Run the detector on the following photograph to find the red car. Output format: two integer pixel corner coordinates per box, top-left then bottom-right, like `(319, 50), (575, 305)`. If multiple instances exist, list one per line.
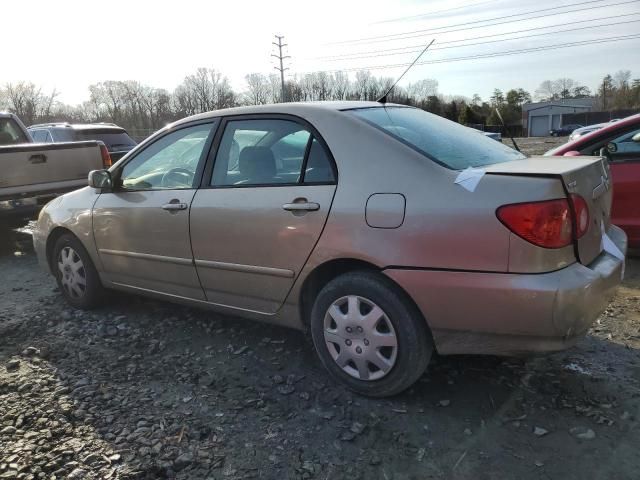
(545, 114), (640, 248)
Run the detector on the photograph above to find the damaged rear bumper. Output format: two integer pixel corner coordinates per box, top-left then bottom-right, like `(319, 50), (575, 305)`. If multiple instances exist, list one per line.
(384, 225), (627, 356)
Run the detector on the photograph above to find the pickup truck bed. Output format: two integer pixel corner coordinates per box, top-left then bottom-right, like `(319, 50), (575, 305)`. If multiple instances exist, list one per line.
(0, 141), (104, 202)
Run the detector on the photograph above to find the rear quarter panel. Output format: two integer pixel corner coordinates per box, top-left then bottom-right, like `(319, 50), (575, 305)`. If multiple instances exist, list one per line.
(290, 111), (571, 272)
(281, 110), (573, 323)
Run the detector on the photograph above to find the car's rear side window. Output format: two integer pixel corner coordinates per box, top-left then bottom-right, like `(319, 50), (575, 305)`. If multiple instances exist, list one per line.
(348, 106), (525, 169)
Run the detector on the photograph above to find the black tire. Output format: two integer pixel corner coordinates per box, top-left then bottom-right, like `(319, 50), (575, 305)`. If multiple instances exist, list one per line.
(51, 233), (104, 309)
(310, 271), (432, 397)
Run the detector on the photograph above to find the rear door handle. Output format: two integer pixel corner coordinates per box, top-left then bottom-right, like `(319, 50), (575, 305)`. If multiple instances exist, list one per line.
(162, 201), (188, 211)
(29, 154), (47, 164)
(282, 202), (320, 212)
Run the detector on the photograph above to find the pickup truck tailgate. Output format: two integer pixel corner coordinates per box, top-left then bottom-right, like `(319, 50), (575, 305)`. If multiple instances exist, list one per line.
(0, 141), (103, 199)
(485, 156), (612, 265)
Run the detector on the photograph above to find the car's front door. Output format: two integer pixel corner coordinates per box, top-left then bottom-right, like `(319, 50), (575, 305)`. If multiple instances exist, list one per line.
(190, 116), (337, 314)
(93, 121), (217, 299)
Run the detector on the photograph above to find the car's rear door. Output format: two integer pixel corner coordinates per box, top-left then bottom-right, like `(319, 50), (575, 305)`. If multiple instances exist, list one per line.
(190, 115), (337, 314)
(92, 121), (218, 299)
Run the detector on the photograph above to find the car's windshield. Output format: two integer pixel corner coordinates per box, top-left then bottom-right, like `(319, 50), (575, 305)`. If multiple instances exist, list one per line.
(347, 106), (525, 169)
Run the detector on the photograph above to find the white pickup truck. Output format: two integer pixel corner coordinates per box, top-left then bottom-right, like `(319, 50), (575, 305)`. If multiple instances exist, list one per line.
(0, 112), (110, 215)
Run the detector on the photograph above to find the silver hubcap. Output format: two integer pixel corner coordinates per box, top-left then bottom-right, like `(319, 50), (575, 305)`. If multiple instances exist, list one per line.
(323, 295), (398, 381)
(57, 246), (87, 299)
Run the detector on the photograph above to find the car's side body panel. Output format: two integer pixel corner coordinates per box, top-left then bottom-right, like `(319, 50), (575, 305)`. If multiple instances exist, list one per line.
(92, 189), (205, 300)
(190, 184), (336, 314)
(33, 102), (627, 358)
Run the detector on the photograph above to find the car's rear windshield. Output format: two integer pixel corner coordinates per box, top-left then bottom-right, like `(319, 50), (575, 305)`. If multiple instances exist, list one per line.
(347, 106), (525, 169)
(73, 129), (137, 151)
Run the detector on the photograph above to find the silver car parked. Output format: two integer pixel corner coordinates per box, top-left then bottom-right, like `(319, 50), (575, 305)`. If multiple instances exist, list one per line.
(34, 102), (627, 397)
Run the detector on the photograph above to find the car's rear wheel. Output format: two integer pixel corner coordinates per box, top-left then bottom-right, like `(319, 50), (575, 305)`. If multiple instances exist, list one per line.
(52, 234), (104, 309)
(310, 271), (432, 397)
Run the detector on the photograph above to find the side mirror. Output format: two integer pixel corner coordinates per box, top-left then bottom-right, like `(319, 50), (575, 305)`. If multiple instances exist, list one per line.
(606, 142), (618, 153)
(88, 170), (112, 190)
(632, 132), (640, 142)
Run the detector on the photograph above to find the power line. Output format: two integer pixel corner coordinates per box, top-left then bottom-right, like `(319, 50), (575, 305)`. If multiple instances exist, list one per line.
(328, 0), (640, 45)
(314, 12), (640, 60)
(373, 0), (499, 24)
(272, 35), (290, 103)
(297, 34), (640, 74)
(316, 18), (640, 62)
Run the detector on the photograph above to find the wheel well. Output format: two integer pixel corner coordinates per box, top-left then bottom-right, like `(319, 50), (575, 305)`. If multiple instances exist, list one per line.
(300, 259), (377, 327)
(298, 258), (427, 328)
(45, 227), (74, 272)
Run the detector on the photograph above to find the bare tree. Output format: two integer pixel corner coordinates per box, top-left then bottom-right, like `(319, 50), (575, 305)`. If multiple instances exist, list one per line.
(553, 78), (578, 99)
(244, 73), (270, 105)
(535, 80), (560, 101)
(406, 79), (438, 103)
(4, 82), (59, 125)
(332, 72), (350, 100)
(613, 70), (631, 90)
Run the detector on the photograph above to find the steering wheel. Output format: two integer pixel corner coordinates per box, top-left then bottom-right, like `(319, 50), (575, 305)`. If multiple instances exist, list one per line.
(161, 167), (194, 188)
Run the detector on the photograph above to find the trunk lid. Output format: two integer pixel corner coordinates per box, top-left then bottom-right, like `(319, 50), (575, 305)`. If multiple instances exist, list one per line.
(484, 155), (612, 265)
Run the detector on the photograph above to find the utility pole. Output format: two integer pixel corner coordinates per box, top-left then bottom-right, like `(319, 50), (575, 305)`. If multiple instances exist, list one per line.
(272, 35), (290, 103)
(602, 78), (607, 111)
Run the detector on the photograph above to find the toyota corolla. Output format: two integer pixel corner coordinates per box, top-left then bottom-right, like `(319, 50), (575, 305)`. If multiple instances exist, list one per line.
(33, 102), (627, 397)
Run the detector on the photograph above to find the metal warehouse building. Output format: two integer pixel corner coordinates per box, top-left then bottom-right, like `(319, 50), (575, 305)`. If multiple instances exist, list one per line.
(523, 98), (596, 137)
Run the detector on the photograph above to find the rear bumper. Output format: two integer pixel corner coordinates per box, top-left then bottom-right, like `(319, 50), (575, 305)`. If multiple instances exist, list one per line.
(384, 225), (627, 356)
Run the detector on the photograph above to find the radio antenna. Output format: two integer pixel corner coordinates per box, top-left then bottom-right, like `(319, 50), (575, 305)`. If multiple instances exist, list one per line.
(377, 39), (435, 104)
(494, 108), (521, 152)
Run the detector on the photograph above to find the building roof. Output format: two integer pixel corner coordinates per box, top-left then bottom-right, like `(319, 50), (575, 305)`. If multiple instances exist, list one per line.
(522, 98), (596, 112)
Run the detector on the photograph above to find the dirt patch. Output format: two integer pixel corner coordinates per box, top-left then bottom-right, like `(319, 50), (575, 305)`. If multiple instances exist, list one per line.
(1, 222), (639, 480)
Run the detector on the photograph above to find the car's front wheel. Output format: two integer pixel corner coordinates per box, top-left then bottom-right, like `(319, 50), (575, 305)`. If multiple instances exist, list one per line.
(52, 234), (104, 309)
(310, 271), (432, 397)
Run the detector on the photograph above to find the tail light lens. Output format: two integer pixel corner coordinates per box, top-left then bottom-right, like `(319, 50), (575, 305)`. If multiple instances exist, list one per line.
(497, 199), (573, 248)
(569, 194), (589, 238)
(99, 143), (112, 168)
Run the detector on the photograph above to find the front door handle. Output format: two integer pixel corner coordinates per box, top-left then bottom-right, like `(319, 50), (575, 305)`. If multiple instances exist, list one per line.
(283, 202), (320, 212)
(29, 154), (47, 164)
(162, 200), (188, 211)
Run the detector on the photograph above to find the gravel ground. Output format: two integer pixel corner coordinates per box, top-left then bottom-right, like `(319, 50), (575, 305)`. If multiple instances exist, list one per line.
(1, 138), (638, 480)
(512, 136), (566, 156)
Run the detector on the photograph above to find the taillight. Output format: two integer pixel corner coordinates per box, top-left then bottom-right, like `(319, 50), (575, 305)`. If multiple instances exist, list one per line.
(497, 199), (572, 248)
(100, 143), (112, 168)
(569, 194), (589, 239)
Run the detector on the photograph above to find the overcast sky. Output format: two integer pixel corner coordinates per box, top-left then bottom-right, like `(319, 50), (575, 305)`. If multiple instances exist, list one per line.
(3, 0), (639, 104)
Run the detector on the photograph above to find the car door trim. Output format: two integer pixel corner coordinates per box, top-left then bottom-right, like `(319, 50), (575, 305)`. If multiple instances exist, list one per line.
(109, 281), (274, 316)
(99, 249), (194, 266)
(194, 259), (295, 278)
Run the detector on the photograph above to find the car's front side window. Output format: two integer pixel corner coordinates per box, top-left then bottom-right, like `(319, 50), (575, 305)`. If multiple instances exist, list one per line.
(119, 123), (215, 190)
(211, 118), (334, 187)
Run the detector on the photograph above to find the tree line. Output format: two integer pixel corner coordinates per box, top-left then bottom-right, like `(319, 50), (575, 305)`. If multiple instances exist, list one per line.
(1, 68), (638, 138)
